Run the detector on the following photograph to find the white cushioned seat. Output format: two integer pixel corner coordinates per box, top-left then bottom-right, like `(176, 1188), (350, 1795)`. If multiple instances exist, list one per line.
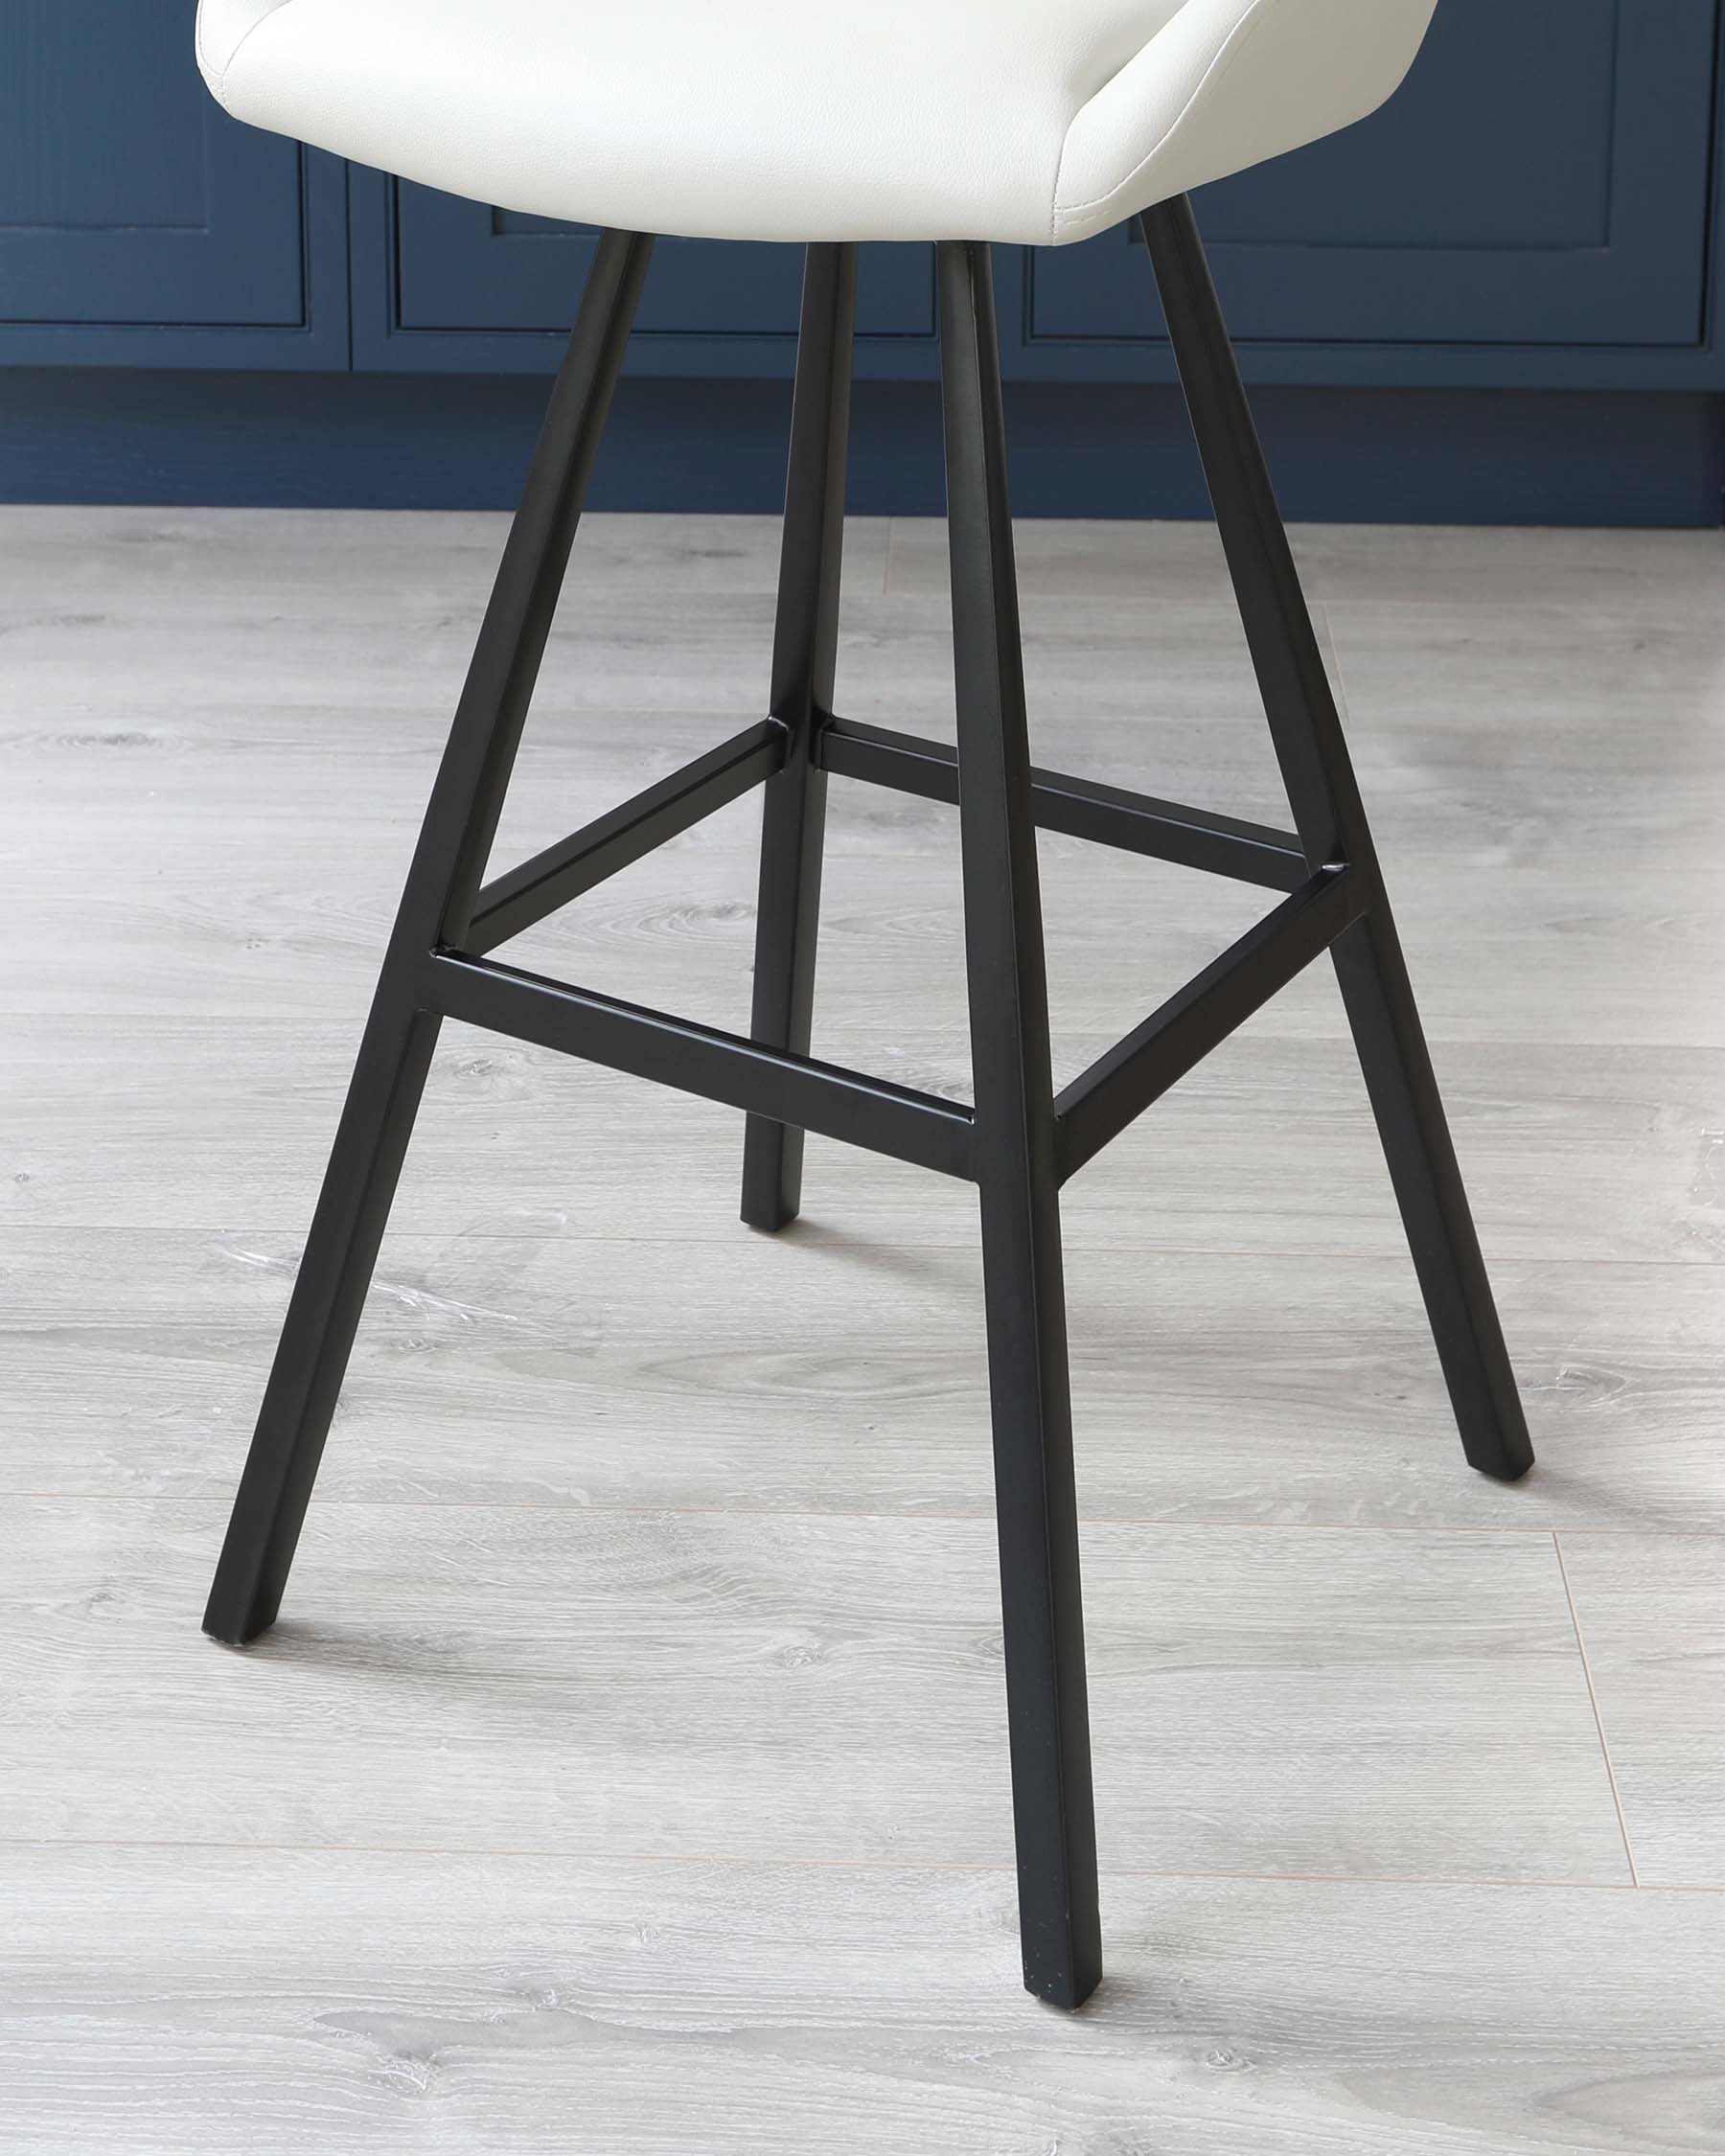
(196, 0), (1437, 247)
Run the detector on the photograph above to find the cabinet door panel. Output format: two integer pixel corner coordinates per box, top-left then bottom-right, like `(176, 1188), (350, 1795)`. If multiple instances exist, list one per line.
(1030, 0), (1716, 348)
(381, 183), (932, 357)
(0, 1), (304, 328)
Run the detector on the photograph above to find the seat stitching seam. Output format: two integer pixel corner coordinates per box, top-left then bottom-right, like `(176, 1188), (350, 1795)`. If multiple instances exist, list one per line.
(1048, 92), (1079, 244)
(211, 0), (302, 103)
(1050, 0), (1275, 231)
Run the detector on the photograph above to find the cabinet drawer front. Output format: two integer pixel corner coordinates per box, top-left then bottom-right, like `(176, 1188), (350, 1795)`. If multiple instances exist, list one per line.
(1030, 0), (1717, 349)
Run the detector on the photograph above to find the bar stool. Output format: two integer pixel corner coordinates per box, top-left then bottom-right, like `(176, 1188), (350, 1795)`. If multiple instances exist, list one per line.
(196, 0), (1532, 2009)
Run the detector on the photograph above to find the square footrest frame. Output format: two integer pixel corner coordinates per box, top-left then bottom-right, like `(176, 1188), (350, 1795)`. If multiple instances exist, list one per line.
(431, 713), (1368, 1187)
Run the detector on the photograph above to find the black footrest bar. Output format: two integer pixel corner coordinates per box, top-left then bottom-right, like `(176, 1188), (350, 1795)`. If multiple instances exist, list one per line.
(426, 948), (977, 1180)
(1055, 865), (1368, 1181)
(467, 719), (787, 956)
(817, 715), (1307, 893)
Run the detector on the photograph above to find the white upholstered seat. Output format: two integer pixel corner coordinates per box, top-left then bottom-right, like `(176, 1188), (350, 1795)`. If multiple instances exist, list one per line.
(196, 0), (1438, 246)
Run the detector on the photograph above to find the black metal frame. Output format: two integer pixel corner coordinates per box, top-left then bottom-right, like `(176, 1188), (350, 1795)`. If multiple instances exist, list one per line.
(202, 204), (1533, 2013)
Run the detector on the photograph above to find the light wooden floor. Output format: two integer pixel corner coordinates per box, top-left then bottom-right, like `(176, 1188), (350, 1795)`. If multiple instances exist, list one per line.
(5, 507), (1725, 2152)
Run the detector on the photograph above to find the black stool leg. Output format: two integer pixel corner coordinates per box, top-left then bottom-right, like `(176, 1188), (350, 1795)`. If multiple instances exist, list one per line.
(1140, 197), (1532, 1483)
(742, 243), (858, 1229)
(203, 231), (655, 1645)
(938, 240), (1103, 2010)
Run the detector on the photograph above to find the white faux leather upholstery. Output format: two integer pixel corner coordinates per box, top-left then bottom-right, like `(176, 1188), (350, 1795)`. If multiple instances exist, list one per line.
(196, 0), (1438, 246)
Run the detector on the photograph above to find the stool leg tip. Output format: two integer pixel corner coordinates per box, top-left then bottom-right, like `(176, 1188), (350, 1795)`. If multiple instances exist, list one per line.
(741, 1200), (799, 1234)
(202, 1581), (281, 1649)
(1024, 1961), (1103, 2013)
(1471, 1449), (1536, 1485)
(1461, 1411), (1536, 1485)
(740, 1120), (806, 1233)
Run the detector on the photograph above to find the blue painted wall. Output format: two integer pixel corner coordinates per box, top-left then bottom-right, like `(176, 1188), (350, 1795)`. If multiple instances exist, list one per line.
(3, 0), (1722, 522)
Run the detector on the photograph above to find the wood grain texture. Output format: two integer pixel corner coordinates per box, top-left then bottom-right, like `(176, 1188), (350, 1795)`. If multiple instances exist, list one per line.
(8, 1021), (1724, 1264)
(0, 507), (893, 614)
(6, 803), (1723, 1047)
(885, 515), (1725, 615)
(6, 689), (1723, 1046)
(6, 1500), (1622, 1881)
(5, 1849), (1722, 2155)
(4, 507), (1721, 2149)
(4, 1229), (1724, 1531)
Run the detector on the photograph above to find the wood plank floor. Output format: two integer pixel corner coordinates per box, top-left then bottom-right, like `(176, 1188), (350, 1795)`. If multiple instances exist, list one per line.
(4, 508), (1723, 2152)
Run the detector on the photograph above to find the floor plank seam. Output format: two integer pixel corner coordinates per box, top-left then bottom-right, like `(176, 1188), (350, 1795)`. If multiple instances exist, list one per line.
(25, 1491), (1670, 1536)
(0, 1834), (1690, 1894)
(16, 1237), (1725, 1271)
(1552, 1527), (1641, 1888)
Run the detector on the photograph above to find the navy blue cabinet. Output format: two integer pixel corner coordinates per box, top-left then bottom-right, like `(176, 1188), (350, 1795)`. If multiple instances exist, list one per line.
(399, 199), (932, 337)
(1, 0), (1722, 520)
(351, 185), (933, 372)
(1030, 0), (1716, 351)
(338, 0), (1725, 391)
(4, 0), (1722, 387)
(0, 0), (345, 367)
